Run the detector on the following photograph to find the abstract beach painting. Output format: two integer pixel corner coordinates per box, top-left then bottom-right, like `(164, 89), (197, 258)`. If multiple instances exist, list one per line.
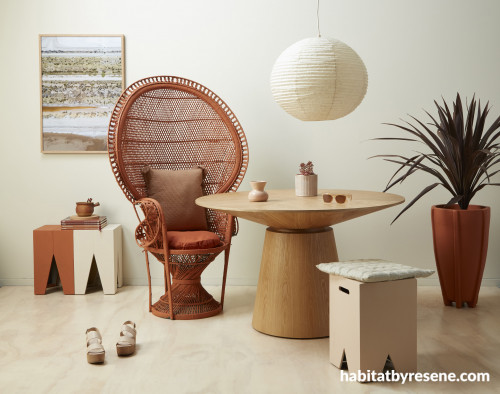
(40, 35), (124, 153)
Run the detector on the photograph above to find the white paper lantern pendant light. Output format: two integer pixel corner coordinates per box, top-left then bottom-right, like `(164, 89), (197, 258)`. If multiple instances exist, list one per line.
(270, 1), (368, 121)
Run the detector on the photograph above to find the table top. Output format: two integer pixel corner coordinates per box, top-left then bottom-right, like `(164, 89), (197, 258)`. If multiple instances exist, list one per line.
(196, 189), (404, 229)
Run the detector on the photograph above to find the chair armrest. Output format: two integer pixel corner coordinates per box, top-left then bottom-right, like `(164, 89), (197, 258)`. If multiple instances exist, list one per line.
(206, 208), (237, 244)
(133, 198), (168, 251)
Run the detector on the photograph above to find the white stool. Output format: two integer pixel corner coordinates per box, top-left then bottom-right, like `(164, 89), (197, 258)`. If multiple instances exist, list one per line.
(317, 260), (434, 381)
(73, 224), (123, 295)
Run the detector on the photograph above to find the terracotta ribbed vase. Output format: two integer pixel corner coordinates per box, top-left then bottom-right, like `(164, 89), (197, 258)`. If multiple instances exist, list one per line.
(431, 205), (490, 308)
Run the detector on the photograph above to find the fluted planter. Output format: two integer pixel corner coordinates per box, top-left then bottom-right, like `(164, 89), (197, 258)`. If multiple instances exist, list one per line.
(295, 174), (318, 197)
(431, 205), (490, 308)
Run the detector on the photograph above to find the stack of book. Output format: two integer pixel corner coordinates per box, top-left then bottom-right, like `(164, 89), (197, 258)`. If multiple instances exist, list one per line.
(61, 215), (107, 231)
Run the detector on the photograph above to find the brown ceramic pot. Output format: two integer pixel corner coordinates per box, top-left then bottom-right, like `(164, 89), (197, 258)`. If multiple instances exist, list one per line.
(431, 204), (490, 308)
(76, 201), (100, 217)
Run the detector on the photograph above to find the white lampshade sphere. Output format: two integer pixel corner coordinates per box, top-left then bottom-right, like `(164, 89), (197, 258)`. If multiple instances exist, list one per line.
(270, 37), (368, 121)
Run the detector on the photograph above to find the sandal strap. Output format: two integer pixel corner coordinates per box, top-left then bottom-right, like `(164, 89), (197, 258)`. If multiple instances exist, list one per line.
(117, 321), (136, 346)
(123, 320), (136, 328)
(121, 324), (136, 337)
(86, 328), (102, 344)
(117, 335), (135, 346)
(87, 342), (104, 353)
(122, 320), (136, 336)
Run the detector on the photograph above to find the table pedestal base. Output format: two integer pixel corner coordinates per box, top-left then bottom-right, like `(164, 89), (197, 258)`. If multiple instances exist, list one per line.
(252, 227), (338, 338)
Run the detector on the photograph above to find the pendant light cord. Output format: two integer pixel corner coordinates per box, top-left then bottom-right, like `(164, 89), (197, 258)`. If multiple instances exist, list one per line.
(317, 0), (321, 37)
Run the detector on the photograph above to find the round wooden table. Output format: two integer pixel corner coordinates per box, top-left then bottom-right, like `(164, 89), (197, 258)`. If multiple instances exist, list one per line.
(196, 189), (404, 339)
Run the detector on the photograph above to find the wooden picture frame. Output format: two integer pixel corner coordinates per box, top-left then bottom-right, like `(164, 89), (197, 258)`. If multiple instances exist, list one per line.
(39, 34), (125, 154)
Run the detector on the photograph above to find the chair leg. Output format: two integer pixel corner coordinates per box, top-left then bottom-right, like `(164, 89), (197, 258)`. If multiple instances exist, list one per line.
(163, 264), (168, 294)
(144, 251), (152, 312)
(164, 258), (175, 320)
(220, 246), (231, 309)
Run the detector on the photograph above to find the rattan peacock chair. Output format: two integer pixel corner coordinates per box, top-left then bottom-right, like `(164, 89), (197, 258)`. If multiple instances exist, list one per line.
(108, 76), (249, 320)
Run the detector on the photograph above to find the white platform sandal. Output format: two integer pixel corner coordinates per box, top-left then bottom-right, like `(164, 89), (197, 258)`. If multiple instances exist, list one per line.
(116, 321), (136, 356)
(86, 327), (105, 364)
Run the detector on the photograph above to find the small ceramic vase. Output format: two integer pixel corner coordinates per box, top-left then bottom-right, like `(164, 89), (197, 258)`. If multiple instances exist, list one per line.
(248, 181), (268, 202)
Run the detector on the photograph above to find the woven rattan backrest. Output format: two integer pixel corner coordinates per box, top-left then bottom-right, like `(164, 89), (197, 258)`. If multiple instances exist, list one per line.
(108, 76), (249, 202)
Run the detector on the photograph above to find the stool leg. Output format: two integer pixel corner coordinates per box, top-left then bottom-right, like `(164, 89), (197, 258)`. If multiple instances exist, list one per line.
(33, 230), (54, 295)
(93, 230), (117, 295)
(390, 350), (417, 374)
(73, 231), (94, 295)
(53, 230), (74, 295)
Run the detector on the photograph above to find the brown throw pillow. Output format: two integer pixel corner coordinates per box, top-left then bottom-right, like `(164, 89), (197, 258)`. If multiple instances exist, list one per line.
(142, 166), (208, 231)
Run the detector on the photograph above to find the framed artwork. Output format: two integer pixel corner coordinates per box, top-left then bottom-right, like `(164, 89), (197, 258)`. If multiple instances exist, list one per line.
(39, 34), (125, 153)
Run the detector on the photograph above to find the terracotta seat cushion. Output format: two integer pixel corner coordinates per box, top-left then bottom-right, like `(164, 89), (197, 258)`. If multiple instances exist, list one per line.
(167, 231), (222, 250)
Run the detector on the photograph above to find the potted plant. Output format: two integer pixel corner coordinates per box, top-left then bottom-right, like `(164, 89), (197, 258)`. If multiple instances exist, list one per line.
(295, 161), (318, 196)
(374, 93), (500, 308)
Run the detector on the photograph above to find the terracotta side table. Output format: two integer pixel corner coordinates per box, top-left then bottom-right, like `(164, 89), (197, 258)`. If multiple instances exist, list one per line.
(33, 225), (123, 295)
(196, 189), (404, 339)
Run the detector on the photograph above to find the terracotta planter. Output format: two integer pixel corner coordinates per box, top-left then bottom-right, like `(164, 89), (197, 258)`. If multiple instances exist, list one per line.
(431, 204), (490, 308)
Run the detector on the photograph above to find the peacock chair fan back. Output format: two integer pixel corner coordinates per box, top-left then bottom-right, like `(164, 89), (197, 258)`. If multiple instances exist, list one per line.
(107, 76), (248, 320)
(108, 76), (249, 204)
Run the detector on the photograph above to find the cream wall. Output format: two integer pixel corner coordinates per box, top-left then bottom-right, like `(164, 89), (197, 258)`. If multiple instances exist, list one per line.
(1, 0), (499, 286)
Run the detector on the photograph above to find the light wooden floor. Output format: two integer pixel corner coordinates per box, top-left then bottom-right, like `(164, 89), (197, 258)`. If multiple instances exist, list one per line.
(0, 285), (498, 393)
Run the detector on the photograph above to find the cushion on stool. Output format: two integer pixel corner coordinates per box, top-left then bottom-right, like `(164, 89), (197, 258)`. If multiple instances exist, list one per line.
(167, 231), (221, 250)
(316, 259), (434, 282)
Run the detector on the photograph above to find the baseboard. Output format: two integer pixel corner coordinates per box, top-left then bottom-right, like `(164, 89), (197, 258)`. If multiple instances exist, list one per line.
(0, 278), (33, 286)
(124, 277), (258, 286)
(0, 277), (257, 287)
(2, 277), (500, 287)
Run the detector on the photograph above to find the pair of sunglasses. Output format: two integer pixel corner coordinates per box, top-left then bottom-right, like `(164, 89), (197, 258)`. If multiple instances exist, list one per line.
(322, 193), (352, 204)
